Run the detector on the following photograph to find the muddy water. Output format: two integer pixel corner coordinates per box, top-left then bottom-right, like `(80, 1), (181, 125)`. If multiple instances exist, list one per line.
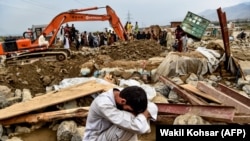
(17, 128), (56, 141)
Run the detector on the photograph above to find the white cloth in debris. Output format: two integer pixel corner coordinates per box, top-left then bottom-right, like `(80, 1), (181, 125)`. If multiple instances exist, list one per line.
(196, 47), (225, 73)
(119, 79), (157, 101)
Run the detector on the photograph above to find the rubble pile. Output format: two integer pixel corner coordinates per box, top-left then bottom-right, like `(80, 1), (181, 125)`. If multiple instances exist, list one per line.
(0, 34), (250, 141)
(98, 40), (165, 61)
(0, 40), (165, 95)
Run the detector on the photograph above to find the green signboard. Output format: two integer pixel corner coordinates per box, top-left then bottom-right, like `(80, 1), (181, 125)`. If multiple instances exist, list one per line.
(181, 11), (210, 40)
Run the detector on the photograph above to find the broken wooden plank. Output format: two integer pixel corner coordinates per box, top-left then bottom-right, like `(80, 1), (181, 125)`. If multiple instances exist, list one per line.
(197, 81), (250, 114)
(156, 103), (235, 122)
(159, 76), (206, 105)
(181, 84), (222, 104)
(215, 83), (250, 107)
(0, 107), (89, 126)
(0, 80), (114, 120)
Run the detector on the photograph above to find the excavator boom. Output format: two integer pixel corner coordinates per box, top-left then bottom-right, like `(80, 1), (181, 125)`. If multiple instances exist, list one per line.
(0, 5), (126, 66)
(33, 5), (127, 46)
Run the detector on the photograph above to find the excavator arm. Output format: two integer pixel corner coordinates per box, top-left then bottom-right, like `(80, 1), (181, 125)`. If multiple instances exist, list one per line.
(33, 5), (127, 47)
(0, 5), (127, 65)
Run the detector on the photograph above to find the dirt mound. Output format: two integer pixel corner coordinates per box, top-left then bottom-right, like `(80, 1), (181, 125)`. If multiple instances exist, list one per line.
(0, 40), (166, 95)
(98, 40), (165, 60)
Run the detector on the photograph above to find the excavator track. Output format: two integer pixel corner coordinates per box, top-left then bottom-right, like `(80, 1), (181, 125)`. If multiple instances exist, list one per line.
(47, 48), (72, 58)
(5, 50), (69, 66)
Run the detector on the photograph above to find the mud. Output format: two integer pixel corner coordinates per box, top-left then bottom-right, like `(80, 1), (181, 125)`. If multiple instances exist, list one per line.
(0, 40), (166, 95)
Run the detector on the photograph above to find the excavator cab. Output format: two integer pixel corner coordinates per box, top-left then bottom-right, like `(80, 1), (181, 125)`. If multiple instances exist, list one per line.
(23, 24), (50, 43)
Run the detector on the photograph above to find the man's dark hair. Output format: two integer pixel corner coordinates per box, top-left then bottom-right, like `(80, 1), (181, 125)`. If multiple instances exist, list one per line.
(119, 86), (148, 115)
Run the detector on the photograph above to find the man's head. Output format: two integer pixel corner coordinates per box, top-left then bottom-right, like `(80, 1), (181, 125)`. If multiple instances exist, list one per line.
(116, 86), (148, 115)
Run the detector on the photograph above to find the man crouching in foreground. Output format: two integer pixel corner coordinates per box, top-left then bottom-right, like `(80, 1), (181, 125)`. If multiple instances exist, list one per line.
(83, 86), (158, 141)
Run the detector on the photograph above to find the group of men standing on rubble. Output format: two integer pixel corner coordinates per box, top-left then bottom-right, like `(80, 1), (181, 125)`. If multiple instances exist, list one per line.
(124, 21), (188, 53)
(123, 21), (187, 52)
(58, 23), (119, 50)
(54, 21), (189, 52)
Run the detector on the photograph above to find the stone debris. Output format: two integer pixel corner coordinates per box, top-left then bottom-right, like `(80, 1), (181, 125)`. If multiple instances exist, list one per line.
(0, 31), (249, 141)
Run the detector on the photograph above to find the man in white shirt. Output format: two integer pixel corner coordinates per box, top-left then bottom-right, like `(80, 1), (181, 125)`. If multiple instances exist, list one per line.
(38, 32), (49, 47)
(83, 86), (158, 141)
(180, 32), (188, 52)
(62, 33), (70, 49)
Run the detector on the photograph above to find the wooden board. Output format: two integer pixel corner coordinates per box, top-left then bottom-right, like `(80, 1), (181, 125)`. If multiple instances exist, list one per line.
(0, 80), (114, 120)
(0, 107), (90, 126)
(197, 81), (250, 114)
(181, 84), (222, 104)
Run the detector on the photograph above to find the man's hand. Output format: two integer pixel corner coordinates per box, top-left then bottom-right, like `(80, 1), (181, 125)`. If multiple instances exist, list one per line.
(142, 109), (151, 119)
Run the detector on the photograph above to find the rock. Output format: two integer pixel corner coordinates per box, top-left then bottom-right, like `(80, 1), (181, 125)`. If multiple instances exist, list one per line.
(7, 97), (22, 106)
(153, 82), (171, 97)
(242, 85), (250, 95)
(14, 89), (22, 97)
(57, 120), (77, 141)
(0, 124), (3, 138)
(42, 76), (52, 86)
(22, 89), (32, 102)
(0, 85), (12, 98)
(58, 100), (78, 110)
(151, 92), (169, 103)
(30, 122), (46, 131)
(121, 71), (133, 79)
(171, 77), (184, 85)
(71, 126), (85, 141)
(14, 126), (31, 134)
(186, 73), (198, 82)
(237, 78), (249, 89)
(113, 70), (122, 77)
(80, 68), (91, 76)
(6, 137), (23, 141)
(1, 136), (8, 141)
(208, 74), (219, 82)
(173, 113), (210, 125)
(0, 95), (8, 109)
(168, 91), (180, 102)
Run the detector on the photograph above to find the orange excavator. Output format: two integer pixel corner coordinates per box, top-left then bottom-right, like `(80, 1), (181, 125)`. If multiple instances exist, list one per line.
(0, 5), (127, 65)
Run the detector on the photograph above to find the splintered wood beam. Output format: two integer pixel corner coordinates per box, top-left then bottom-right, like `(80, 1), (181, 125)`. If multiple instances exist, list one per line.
(0, 107), (89, 126)
(197, 81), (250, 114)
(180, 84), (222, 104)
(0, 80), (114, 120)
(215, 83), (250, 107)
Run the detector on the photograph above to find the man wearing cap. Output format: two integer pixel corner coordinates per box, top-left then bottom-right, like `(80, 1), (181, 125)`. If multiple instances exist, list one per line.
(83, 86), (158, 141)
